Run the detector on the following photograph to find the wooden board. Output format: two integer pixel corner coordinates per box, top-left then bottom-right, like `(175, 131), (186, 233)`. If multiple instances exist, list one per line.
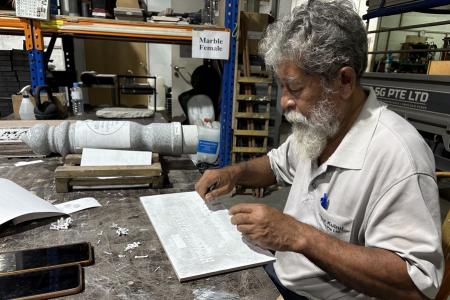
(55, 153), (163, 192)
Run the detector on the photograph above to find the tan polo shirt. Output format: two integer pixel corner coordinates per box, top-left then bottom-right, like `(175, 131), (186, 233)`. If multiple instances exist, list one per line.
(267, 88), (443, 299)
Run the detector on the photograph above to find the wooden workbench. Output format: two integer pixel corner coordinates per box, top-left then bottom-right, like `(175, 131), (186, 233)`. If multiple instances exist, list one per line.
(0, 155), (279, 299)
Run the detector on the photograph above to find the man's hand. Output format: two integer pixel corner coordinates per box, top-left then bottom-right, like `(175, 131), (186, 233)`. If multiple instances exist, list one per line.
(229, 203), (304, 251)
(195, 168), (237, 202)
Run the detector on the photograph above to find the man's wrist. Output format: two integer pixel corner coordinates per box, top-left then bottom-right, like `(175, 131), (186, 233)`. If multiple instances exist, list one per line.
(228, 161), (248, 184)
(291, 221), (311, 253)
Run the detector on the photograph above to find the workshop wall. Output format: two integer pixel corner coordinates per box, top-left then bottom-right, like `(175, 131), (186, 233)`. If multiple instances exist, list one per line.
(84, 0), (149, 107)
(376, 14), (450, 52)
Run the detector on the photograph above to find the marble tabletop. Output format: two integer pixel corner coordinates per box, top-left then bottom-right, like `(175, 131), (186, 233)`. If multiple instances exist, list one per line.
(0, 155), (279, 300)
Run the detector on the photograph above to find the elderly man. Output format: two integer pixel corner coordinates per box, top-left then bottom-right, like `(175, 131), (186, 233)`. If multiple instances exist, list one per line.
(196, 0), (443, 299)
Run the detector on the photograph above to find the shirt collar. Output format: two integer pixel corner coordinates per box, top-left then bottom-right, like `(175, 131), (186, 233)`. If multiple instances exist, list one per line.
(326, 87), (385, 170)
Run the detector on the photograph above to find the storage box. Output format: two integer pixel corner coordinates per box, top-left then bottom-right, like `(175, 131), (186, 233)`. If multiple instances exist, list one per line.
(12, 93), (67, 119)
(240, 12), (270, 55)
(427, 61), (450, 75)
(405, 35), (426, 44)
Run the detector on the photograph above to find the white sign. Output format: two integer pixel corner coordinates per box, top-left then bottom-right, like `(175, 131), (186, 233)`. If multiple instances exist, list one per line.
(16, 0), (50, 20)
(192, 30), (230, 60)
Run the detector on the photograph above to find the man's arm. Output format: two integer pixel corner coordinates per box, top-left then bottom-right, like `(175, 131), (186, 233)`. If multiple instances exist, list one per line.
(299, 221), (428, 299)
(229, 204), (428, 300)
(195, 156), (276, 201)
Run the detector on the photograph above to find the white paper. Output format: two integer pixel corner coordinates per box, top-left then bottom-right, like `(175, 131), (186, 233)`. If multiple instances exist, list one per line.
(0, 178), (64, 225)
(80, 148), (152, 166)
(192, 30), (230, 60)
(54, 197), (102, 214)
(74, 121), (131, 151)
(16, 0), (49, 20)
(140, 191), (275, 282)
(14, 160), (44, 167)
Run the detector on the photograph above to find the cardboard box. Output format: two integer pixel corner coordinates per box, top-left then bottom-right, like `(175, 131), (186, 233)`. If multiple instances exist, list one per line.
(240, 12), (270, 55)
(427, 61), (450, 75)
(405, 35), (426, 44)
(12, 93), (67, 119)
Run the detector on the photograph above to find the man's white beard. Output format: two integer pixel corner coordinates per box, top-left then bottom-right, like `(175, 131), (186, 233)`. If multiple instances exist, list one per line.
(284, 97), (341, 161)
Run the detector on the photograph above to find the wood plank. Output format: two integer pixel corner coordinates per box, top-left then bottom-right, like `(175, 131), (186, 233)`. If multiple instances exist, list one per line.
(55, 163), (162, 178)
(238, 76), (272, 84)
(232, 147), (267, 153)
(234, 130), (269, 137)
(70, 177), (159, 186)
(235, 112), (270, 119)
(236, 95), (270, 102)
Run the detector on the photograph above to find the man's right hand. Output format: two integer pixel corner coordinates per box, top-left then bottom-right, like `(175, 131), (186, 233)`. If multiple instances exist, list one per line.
(195, 168), (237, 202)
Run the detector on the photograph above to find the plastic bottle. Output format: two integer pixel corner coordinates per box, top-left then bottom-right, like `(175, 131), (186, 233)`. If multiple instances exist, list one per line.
(70, 82), (84, 116)
(19, 85), (35, 120)
(196, 122), (220, 163)
(385, 53), (392, 73)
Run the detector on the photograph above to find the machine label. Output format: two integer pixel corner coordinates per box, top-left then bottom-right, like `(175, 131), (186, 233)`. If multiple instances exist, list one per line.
(192, 30), (230, 60)
(365, 84), (450, 115)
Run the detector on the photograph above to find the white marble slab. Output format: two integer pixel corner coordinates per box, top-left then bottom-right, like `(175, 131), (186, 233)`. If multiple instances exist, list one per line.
(140, 191), (275, 282)
(80, 148), (152, 166)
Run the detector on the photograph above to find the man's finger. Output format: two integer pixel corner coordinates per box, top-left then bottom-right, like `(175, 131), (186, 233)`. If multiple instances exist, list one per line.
(205, 185), (228, 202)
(230, 212), (252, 225)
(229, 203), (256, 215)
(196, 176), (219, 200)
(236, 224), (253, 234)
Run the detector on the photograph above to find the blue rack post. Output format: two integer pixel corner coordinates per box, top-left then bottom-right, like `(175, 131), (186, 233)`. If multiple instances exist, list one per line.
(219, 0), (239, 167)
(25, 19), (46, 94)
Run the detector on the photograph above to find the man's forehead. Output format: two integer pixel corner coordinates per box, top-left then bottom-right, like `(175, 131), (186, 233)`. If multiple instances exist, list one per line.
(275, 65), (309, 84)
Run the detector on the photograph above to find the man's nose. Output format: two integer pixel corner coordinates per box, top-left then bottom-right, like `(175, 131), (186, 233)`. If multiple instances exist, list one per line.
(280, 93), (296, 111)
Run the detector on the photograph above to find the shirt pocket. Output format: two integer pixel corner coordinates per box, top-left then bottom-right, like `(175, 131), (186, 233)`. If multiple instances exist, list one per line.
(314, 198), (353, 242)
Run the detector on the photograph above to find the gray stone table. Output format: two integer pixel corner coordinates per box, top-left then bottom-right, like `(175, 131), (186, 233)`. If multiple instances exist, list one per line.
(0, 155), (279, 300)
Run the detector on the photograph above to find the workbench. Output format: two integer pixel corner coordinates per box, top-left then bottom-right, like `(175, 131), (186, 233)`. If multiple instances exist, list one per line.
(0, 155), (279, 299)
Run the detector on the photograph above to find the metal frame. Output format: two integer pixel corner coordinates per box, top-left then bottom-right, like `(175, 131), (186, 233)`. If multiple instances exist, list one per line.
(219, 0), (239, 167)
(364, 0), (450, 19)
(24, 20), (46, 93)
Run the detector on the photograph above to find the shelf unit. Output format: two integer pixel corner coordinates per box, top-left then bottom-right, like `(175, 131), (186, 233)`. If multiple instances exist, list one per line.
(361, 1), (450, 171)
(363, 0), (450, 20)
(0, 1), (239, 167)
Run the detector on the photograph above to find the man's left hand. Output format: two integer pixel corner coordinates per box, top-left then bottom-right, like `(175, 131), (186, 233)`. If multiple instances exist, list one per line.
(229, 203), (304, 251)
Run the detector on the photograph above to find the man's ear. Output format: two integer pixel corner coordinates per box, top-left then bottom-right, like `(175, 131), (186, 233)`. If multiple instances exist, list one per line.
(337, 67), (357, 100)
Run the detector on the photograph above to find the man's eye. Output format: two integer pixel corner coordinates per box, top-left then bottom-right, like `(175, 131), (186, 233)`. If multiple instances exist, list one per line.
(288, 87), (302, 95)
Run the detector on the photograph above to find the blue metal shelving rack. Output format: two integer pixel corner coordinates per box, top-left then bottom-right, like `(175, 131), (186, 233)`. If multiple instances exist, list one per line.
(219, 0), (239, 167)
(21, 1), (239, 166)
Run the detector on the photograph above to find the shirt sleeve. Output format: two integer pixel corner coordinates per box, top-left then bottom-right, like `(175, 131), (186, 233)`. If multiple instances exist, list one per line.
(364, 173), (444, 299)
(267, 135), (298, 185)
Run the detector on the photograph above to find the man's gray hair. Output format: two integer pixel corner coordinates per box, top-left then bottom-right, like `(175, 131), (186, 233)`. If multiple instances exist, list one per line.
(259, 0), (368, 84)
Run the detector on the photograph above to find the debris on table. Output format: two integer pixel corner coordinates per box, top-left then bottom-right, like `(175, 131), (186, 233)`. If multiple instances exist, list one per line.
(116, 227), (129, 236)
(49, 217), (73, 230)
(125, 241), (141, 252)
(134, 255), (148, 259)
(104, 251), (112, 255)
